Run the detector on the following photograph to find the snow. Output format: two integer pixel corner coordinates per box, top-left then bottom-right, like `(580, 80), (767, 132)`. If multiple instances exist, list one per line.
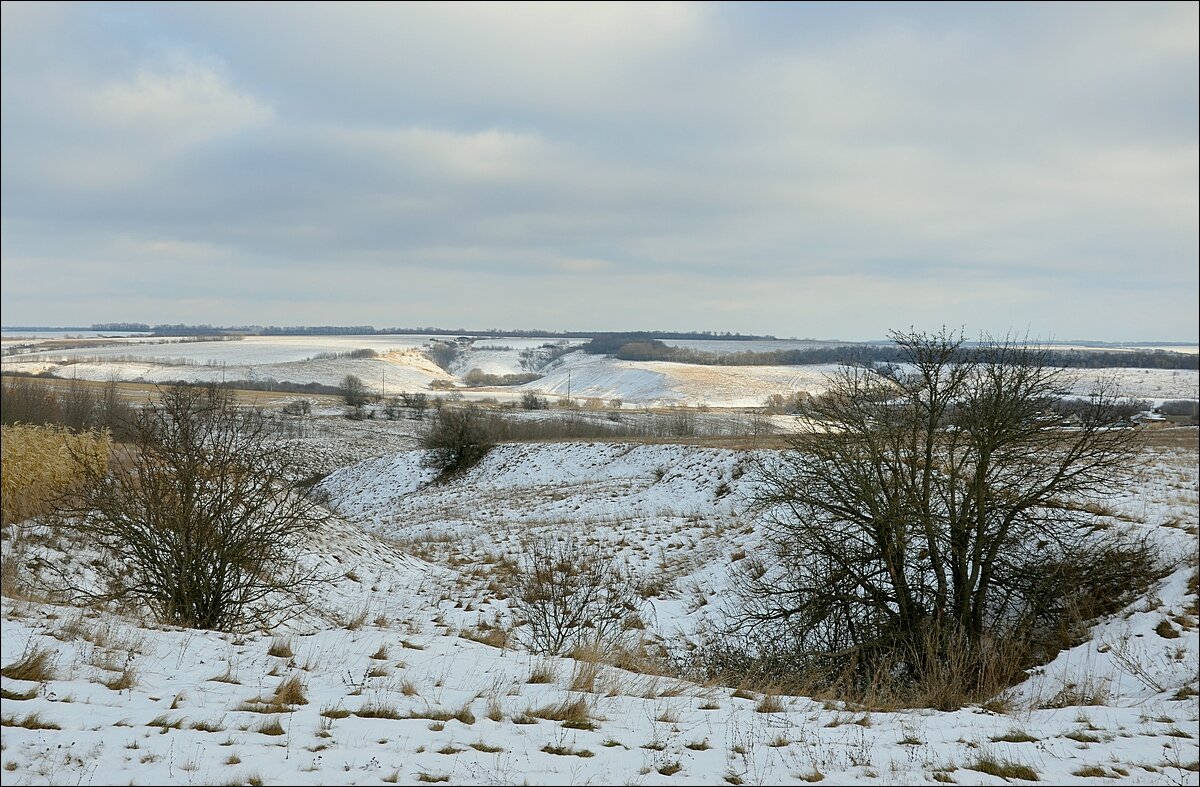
(2, 415), (1198, 785)
(6, 336), (1194, 407)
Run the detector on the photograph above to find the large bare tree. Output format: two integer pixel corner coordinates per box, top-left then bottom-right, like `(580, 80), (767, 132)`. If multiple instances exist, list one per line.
(55, 385), (331, 631)
(734, 329), (1150, 695)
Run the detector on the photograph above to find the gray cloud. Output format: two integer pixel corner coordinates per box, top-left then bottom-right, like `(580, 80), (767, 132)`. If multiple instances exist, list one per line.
(2, 2), (1196, 340)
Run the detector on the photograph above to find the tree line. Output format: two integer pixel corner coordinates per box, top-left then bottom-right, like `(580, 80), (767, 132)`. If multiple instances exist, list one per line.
(595, 338), (1198, 370)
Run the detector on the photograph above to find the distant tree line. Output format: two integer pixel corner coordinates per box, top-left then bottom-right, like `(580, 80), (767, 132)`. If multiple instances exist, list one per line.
(67, 323), (776, 340)
(592, 338), (1198, 370)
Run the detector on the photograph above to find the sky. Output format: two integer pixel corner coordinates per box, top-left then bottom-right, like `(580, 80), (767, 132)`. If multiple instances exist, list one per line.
(1, 2), (1196, 341)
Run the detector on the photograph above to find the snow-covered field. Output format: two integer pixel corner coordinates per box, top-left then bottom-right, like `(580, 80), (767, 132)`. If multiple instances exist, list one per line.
(4, 335), (1196, 408)
(3, 425), (1198, 785)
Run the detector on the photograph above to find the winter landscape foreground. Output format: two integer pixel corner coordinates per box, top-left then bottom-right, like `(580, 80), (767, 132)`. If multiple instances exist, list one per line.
(1, 334), (1198, 786)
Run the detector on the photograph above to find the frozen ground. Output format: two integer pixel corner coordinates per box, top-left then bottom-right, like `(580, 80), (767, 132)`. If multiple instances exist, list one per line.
(3, 428), (1197, 785)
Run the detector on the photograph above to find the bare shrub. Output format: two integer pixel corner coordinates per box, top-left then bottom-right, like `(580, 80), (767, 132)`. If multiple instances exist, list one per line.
(341, 375), (369, 407)
(420, 405), (494, 479)
(728, 329), (1155, 705)
(52, 385), (332, 631)
(510, 536), (641, 656)
(520, 391), (549, 410)
(399, 392), (428, 419)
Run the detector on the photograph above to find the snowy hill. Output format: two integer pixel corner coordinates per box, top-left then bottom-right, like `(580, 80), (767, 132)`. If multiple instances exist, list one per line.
(2, 439), (1197, 785)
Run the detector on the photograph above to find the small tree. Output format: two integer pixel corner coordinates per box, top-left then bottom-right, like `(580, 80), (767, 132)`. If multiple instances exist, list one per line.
(400, 391), (428, 419)
(341, 374), (369, 407)
(54, 385), (330, 631)
(520, 391), (548, 410)
(420, 405), (494, 479)
(732, 329), (1149, 700)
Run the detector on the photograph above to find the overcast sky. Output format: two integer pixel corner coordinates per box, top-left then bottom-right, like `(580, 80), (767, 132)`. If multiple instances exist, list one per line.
(2, 2), (1196, 340)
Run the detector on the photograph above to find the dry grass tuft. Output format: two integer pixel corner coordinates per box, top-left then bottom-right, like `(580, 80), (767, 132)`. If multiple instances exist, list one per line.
(541, 743), (594, 758)
(755, 694), (786, 713)
(968, 757), (1039, 781)
(1, 712), (61, 730)
(527, 661), (557, 684)
(1, 646), (56, 682)
(272, 674), (308, 706)
(355, 702), (402, 720)
(101, 665), (138, 691)
(266, 637), (293, 658)
(528, 695), (596, 730)
(255, 717), (286, 736)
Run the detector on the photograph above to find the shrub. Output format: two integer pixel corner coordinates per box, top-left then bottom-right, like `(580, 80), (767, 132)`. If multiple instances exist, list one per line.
(420, 405), (494, 479)
(520, 391), (549, 410)
(341, 375), (370, 407)
(52, 386), (331, 631)
(510, 536), (641, 656)
(281, 399), (312, 416)
(731, 329), (1150, 704)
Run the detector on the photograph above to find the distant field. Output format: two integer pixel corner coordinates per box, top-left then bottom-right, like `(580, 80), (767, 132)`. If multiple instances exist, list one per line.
(3, 333), (1197, 407)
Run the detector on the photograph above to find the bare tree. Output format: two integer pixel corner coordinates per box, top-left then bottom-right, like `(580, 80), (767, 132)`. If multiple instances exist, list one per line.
(341, 374), (369, 407)
(399, 391), (428, 419)
(54, 385), (331, 631)
(732, 329), (1151, 696)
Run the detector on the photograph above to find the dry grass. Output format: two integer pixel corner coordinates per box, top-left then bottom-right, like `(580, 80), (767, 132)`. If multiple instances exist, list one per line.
(469, 741), (504, 753)
(147, 714), (185, 730)
(1, 646), (57, 682)
(354, 702), (402, 720)
(320, 706), (351, 720)
(209, 665), (241, 684)
(101, 665), (138, 691)
(1, 712), (61, 730)
(1, 423), (109, 525)
(255, 717), (286, 736)
(755, 694), (786, 713)
(541, 744), (595, 758)
(527, 661), (557, 684)
(266, 637), (293, 658)
(528, 695), (596, 730)
(968, 757), (1039, 781)
(272, 674), (308, 706)
(1155, 619), (1182, 639)
(190, 718), (227, 733)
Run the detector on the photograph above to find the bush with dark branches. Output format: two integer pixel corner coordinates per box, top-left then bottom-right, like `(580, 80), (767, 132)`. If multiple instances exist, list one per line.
(420, 405), (495, 479)
(53, 385), (331, 631)
(728, 329), (1157, 704)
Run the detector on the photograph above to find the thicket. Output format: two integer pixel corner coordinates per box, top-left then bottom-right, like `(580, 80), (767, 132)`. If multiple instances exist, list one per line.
(1, 377), (135, 439)
(462, 369), (540, 387)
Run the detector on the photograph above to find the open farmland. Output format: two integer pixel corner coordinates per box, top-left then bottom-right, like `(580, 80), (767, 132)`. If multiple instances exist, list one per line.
(4, 333), (1197, 408)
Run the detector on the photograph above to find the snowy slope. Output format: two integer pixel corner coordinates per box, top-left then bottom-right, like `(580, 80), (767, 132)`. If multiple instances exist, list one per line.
(2, 438), (1197, 786)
